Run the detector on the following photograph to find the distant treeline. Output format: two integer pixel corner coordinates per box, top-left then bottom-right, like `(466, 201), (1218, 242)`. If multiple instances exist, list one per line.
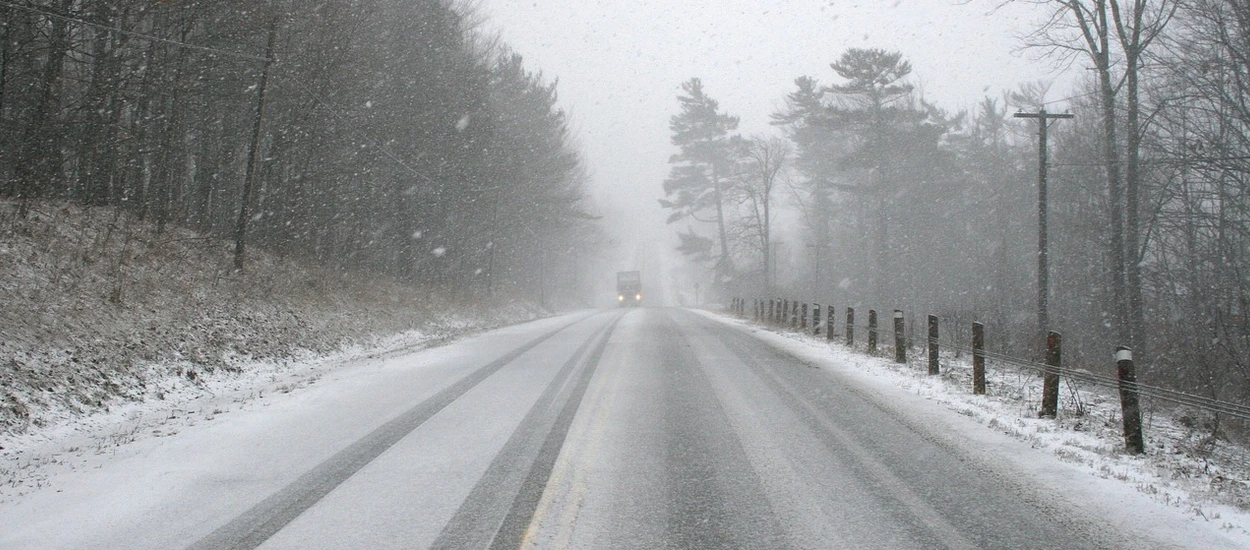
(0, 0), (596, 300)
(663, 1), (1250, 407)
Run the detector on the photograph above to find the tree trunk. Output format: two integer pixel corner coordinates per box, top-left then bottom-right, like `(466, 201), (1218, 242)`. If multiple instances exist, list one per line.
(1116, 0), (1155, 357)
(0, 3), (14, 194)
(711, 163), (733, 281)
(763, 188), (771, 292)
(15, 0), (74, 210)
(155, 32), (190, 234)
(233, 18), (278, 271)
(78, 1), (121, 206)
(1092, 2), (1130, 345)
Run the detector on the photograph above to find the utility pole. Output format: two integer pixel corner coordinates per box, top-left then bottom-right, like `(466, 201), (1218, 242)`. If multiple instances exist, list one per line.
(1014, 109), (1073, 354)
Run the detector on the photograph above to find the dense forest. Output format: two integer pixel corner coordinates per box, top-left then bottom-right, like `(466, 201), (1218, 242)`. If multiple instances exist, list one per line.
(7, 0), (1250, 410)
(662, 0), (1250, 405)
(0, 0), (596, 301)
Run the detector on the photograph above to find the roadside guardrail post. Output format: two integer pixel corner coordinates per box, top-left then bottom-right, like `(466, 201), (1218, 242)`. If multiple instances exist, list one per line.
(813, 303), (822, 336)
(1116, 347), (1145, 454)
(894, 310), (906, 363)
(846, 307), (854, 346)
(1039, 331), (1061, 418)
(868, 310), (878, 355)
(927, 314), (939, 373)
(972, 322), (986, 394)
(827, 304), (836, 341)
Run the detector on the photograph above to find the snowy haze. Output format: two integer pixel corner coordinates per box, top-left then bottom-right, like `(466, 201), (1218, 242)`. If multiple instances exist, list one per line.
(478, 0), (1075, 302)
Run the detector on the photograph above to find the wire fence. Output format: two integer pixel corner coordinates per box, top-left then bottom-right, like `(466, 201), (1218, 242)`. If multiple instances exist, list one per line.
(740, 298), (1250, 423)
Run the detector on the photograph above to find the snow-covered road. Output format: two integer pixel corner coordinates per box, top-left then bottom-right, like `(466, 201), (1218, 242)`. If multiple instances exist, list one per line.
(0, 308), (1239, 548)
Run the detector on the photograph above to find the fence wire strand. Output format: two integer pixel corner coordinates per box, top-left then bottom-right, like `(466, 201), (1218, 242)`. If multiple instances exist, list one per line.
(741, 300), (1250, 422)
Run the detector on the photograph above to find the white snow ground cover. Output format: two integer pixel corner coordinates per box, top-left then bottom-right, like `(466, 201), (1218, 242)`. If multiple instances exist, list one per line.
(0, 304), (543, 503)
(0, 198), (553, 499)
(0, 311), (591, 550)
(6, 304), (1248, 548)
(699, 308), (1250, 549)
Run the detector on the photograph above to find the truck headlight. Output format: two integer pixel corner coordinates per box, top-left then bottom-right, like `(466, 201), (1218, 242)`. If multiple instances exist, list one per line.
(636, 293), (642, 300)
(618, 295), (624, 301)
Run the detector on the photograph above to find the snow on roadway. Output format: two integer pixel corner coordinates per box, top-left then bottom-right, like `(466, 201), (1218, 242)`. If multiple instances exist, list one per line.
(4, 305), (1249, 548)
(0, 310), (559, 503)
(0, 311), (594, 549)
(697, 308), (1250, 549)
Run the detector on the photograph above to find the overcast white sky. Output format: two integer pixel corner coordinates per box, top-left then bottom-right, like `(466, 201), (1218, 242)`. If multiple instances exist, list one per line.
(476, 0), (1078, 273)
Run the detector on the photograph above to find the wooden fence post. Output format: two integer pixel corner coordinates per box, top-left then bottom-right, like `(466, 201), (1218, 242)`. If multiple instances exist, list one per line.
(1116, 347), (1145, 454)
(792, 300), (799, 329)
(801, 303), (808, 330)
(868, 310), (878, 355)
(972, 322), (986, 395)
(827, 304), (836, 341)
(893, 310), (906, 363)
(1039, 331), (1061, 418)
(927, 314), (939, 374)
(813, 303), (822, 336)
(846, 307), (854, 346)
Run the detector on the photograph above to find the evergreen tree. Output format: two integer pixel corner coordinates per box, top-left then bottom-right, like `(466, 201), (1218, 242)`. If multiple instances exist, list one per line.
(660, 77), (742, 284)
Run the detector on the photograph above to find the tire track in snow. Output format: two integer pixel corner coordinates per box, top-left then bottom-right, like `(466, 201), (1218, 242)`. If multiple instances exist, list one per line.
(186, 313), (598, 550)
(430, 309), (624, 550)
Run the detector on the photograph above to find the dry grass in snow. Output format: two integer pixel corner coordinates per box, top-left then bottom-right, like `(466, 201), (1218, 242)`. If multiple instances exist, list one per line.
(0, 199), (543, 440)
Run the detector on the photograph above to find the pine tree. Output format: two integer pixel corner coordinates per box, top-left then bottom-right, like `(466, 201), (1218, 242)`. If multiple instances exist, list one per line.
(659, 77), (742, 284)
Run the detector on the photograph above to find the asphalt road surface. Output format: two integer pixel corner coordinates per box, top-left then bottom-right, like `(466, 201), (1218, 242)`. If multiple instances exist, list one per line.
(1, 308), (1150, 549)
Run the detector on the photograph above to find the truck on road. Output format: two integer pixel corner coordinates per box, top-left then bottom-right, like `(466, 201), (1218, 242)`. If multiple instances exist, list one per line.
(616, 271), (641, 306)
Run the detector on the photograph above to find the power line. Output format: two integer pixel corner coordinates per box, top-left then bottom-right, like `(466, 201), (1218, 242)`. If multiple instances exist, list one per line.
(276, 80), (443, 189)
(1009, 89), (1098, 111)
(1043, 89), (1098, 107)
(1052, 156), (1250, 167)
(0, 0), (272, 63)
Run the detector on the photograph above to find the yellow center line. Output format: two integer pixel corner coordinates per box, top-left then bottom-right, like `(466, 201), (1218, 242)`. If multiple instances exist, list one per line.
(519, 331), (626, 549)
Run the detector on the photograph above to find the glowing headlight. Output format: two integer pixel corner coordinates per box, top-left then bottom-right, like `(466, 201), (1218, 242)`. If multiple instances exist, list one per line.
(618, 295), (624, 301)
(635, 293), (642, 300)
